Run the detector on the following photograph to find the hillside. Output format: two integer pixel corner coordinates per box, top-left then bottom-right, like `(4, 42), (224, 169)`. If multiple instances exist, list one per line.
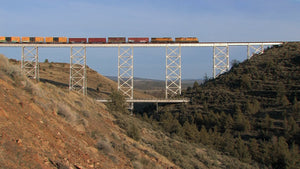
(0, 54), (255, 169)
(8, 60), (155, 100)
(139, 42), (300, 168)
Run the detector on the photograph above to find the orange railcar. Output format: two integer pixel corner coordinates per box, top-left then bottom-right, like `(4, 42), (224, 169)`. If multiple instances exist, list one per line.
(11, 37), (20, 43)
(53, 37), (67, 43)
(22, 37), (30, 43)
(45, 37), (53, 43)
(35, 37), (44, 43)
(0, 37), (6, 42)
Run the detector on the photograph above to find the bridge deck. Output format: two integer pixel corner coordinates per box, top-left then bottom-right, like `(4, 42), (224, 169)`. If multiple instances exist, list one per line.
(96, 99), (190, 103)
(0, 42), (283, 48)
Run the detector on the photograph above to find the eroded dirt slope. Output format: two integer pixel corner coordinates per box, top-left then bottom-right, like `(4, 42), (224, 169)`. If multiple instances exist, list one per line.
(0, 54), (176, 168)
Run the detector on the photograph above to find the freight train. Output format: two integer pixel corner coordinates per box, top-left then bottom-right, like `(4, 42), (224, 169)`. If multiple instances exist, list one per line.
(0, 37), (199, 44)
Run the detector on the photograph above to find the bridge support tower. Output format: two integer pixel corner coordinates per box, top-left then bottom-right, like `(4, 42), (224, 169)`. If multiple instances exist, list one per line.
(213, 45), (229, 78)
(21, 46), (39, 81)
(69, 46), (87, 95)
(166, 45), (181, 99)
(118, 46), (134, 110)
(247, 44), (264, 59)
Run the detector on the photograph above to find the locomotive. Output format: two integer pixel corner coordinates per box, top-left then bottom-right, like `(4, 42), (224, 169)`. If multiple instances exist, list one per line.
(0, 36), (199, 44)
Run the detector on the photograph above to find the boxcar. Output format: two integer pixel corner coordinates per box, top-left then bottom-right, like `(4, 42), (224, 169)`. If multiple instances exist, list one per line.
(108, 37), (126, 43)
(175, 37), (198, 43)
(151, 37), (173, 43)
(69, 38), (87, 43)
(128, 37), (149, 43)
(22, 37), (30, 43)
(88, 38), (106, 43)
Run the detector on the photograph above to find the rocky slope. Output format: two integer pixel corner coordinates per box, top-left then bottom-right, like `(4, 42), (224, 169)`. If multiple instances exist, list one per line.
(0, 54), (174, 168)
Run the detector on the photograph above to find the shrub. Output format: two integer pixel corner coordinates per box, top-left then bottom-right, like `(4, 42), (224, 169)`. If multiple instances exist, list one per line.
(57, 103), (77, 123)
(96, 139), (113, 155)
(0, 55), (23, 81)
(0, 54), (9, 70)
(127, 123), (141, 141)
(107, 90), (128, 113)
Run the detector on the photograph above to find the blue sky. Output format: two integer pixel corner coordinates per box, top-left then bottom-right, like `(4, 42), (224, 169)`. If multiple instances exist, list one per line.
(0, 0), (300, 79)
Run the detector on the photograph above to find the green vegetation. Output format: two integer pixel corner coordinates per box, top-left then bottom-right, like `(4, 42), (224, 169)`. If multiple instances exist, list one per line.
(134, 42), (300, 169)
(107, 90), (128, 113)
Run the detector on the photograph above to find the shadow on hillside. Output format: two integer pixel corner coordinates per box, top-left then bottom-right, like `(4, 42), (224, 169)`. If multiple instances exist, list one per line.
(39, 78), (110, 97)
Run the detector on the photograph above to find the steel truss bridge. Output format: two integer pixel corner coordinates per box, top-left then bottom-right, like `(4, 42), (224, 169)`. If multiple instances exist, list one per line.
(0, 42), (283, 109)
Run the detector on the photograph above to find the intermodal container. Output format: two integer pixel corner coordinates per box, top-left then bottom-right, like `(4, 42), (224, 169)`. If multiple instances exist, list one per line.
(88, 38), (106, 43)
(45, 37), (54, 43)
(0, 37), (6, 43)
(53, 37), (67, 43)
(128, 37), (149, 43)
(35, 37), (44, 43)
(11, 37), (20, 43)
(108, 37), (126, 43)
(59, 37), (68, 43)
(30, 37), (36, 43)
(69, 38), (87, 43)
(151, 37), (173, 43)
(175, 37), (198, 43)
(5, 37), (11, 42)
(22, 37), (30, 43)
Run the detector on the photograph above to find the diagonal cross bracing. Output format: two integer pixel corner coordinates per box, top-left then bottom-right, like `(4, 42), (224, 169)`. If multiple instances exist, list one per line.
(166, 46), (181, 99)
(247, 45), (264, 59)
(69, 46), (87, 95)
(118, 46), (133, 99)
(213, 45), (229, 78)
(21, 46), (39, 81)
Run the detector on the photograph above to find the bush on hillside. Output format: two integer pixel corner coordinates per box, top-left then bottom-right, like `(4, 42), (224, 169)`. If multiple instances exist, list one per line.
(107, 90), (128, 113)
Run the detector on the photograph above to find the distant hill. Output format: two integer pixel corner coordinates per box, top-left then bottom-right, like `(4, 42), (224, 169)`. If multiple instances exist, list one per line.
(106, 76), (203, 97)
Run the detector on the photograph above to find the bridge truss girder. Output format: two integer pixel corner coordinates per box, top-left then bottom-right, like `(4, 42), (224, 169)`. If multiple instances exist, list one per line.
(247, 44), (264, 59)
(166, 46), (181, 99)
(213, 45), (229, 78)
(69, 46), (87, 95)
(21, 46), (39, 81)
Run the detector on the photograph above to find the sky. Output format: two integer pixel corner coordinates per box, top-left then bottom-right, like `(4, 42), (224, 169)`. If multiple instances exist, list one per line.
(0, 0), (299, 80)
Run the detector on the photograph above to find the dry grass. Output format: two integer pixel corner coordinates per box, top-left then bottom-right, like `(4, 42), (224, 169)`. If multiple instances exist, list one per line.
(57, 102), (78, 123)
(96, 139), (113, 155)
